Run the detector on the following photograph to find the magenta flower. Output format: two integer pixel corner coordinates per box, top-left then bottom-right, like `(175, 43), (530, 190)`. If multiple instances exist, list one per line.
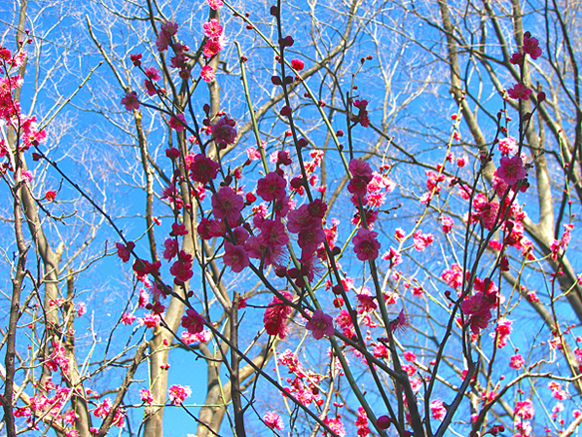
(291, 59), (304, 71)
(514, 399), (534, 420)
(189, 153), (219, 184)
(305, 310), (334, 340)
(498, 136), (518, 155)
(212, 186), (244, 224)
(430, 399), (447, 420)
(211, 115), (237, 145)
(168, 384), (191, 406)
(203, 19), (223, 38)
(523, 33), (542, 60)
(497, 155), (526, 185)
(353, 228), (381, 261)
(169, 113), (186, 131)
(509, 353), (525, 370)
(201, 65), (215, 83)
(264, 412), (284, 431)
(181, 309), (205, 334)
(121, 91), (139, 111)
(256, 172), (287, 202)
(508, 83), (532, 100)
(263, 292), (293, 339)
(223, 242), (249, 273)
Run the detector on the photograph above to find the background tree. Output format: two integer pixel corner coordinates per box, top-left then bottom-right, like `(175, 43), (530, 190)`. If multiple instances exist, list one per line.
(2, 0), (582, 436)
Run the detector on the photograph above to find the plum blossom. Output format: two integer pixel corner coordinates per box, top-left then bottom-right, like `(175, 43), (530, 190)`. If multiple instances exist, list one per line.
(413, 230), (434, 251)
(431, 399), (447, 420)
(189, 153), (219, 184)
(181, 309), (205, 334)
(353, 228), (381, 261)
(508, 83), (532, 100)
(116, 241), (135, 262)
(223, 242), (249, 273)
(200, 65), (215, 83)
(523, 32), (542, 60)
(121, 312), (136, 325)
(211, 115), (237, 145)
(514, 399), (534, 420)
(263, 291), (293, 339)
(207, 0), (223, 9)
(264, 412), (284, 431)
(498, 136), (518, 155)
(140, 389), (154, 405)
(291, 59), (304, 71)
(212, 186), (244, 224)
(441, 215), (454, 234)
(306, 310), (334, 340)
(203, 19), (223, 38)
(510, 353), (525, 370)
(121, 91), (139, 111)
(497, 155), (526, 185)
(168, 384), (191, 405)
(256, 172), (287, 202)
(169, 113), (186, 131)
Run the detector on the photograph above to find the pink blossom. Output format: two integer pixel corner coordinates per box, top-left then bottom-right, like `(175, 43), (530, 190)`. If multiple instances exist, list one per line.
(200, 65), (215, 83)
(121, 91), (139, 111)
(256, 172), (287, 202)
(306, 310), (334, 340)
(324, 416), (346, 437)
(498, 136), (518, 155)
(223, 242), (249, 273)
(212, 186), (244, 224)
(189, 153), (219, 184)
(441, 215), (454, 234)
(203, 36), (224, 58)
(163, 238), (179, 260)
(403, 351), (416, 362)
(181, 309), (205, 334)
(353, 228), (381, 261)
(264, 412), (284, 431)
(140, 388), (154, 405)
(497, 155), (526, 185)
(514, 399), (534, 420)
(121, 312), (136, 325)
(203, 19), (223, 38)
(246, 147), (261, 161)
(390, 309), (409, 333)
(291, 59), (304, 71)
(494, 318), (512, 348)
(168, 384), (191, 406)
(523, 33), (542, 60)
(431, 399), (447, 420)
(355, 407), (370, 436)
(170, 250), (193, 283)
(77, 302), (87, 317)
(207, 0), (223, 8)
(548, 382), (568, 400)
(382, 247), (402, 268)
(116, 241), (135, 262)
(510, 353), (525, 370)
(211, 115), (237, 145)
(93, 398), (112, 418)
(508, 83), (532, 100)
(263, 291), (293, 339)
(141, 313), (160, 328)
(258, 219), (289, 249)
(169, 113), (186, 131)
(156, 22), (178, 52)
(413, 230), (434, 251)
(394, 228), (405, 241)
